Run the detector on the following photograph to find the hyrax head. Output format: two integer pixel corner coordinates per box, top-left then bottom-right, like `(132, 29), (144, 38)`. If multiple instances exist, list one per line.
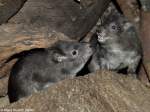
(50, 40), (93, 74)
(97, 13), (132, 44)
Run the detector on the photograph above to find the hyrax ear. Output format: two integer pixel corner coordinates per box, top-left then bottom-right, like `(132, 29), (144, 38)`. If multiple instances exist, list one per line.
(53, 53), (68, 62)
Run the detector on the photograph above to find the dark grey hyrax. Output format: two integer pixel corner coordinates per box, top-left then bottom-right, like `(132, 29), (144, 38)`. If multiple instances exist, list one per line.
(88, 3), (142, 74)
(8, 40), (93, 102)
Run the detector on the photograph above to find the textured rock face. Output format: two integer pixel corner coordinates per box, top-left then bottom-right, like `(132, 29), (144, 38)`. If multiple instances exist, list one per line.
(0, 0), (26, 24)
(8, 0), (110, 40)
(139, 0), (150, 11)
(0, 96), (9, 108)
(0, 77), (8, 96)
(3, 70), (150, 112)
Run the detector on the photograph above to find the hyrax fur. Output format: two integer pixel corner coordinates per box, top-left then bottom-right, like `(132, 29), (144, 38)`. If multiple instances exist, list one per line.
(88, 3), (142, 75)
(8, 40), (93, 102)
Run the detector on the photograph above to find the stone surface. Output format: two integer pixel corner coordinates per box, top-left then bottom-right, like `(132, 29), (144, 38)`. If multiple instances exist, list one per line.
(116, 0), (140, 27)
(0, 76), (8, 97)
(8, 0), (110, 40)
(0, 0), (26, 24)
(0, 96), (9, 108)
(141, 12), (150, 61)
(140, 11), (150, 82)
(3, 70), (150, 112)
(139, 0), (150, 11)
(0, 59), (17, 96)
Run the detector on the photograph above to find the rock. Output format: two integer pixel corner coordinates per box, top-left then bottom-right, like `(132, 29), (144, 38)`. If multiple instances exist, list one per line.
(0, 76), (8, 97)
(145, 62), (150, 81)
(0, 59), (17, 96)
(4, 70), (150, 112)
(0, 96), (9, 108)
(116, 0), (140, 27)
(8, 0), (110, 40)
(139, 0), (150, 11)
(0, 0), (26, 24)
(140, 11), (150, 83)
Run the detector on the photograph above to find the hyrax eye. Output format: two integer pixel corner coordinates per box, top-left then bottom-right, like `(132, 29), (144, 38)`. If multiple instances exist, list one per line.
(72, 50), (78, 56)
(112, 25), (116, 29)
(117, 27), (121, 31)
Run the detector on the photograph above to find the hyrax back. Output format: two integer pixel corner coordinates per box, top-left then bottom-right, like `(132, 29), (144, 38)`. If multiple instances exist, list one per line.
(8, 40), (93, 102)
